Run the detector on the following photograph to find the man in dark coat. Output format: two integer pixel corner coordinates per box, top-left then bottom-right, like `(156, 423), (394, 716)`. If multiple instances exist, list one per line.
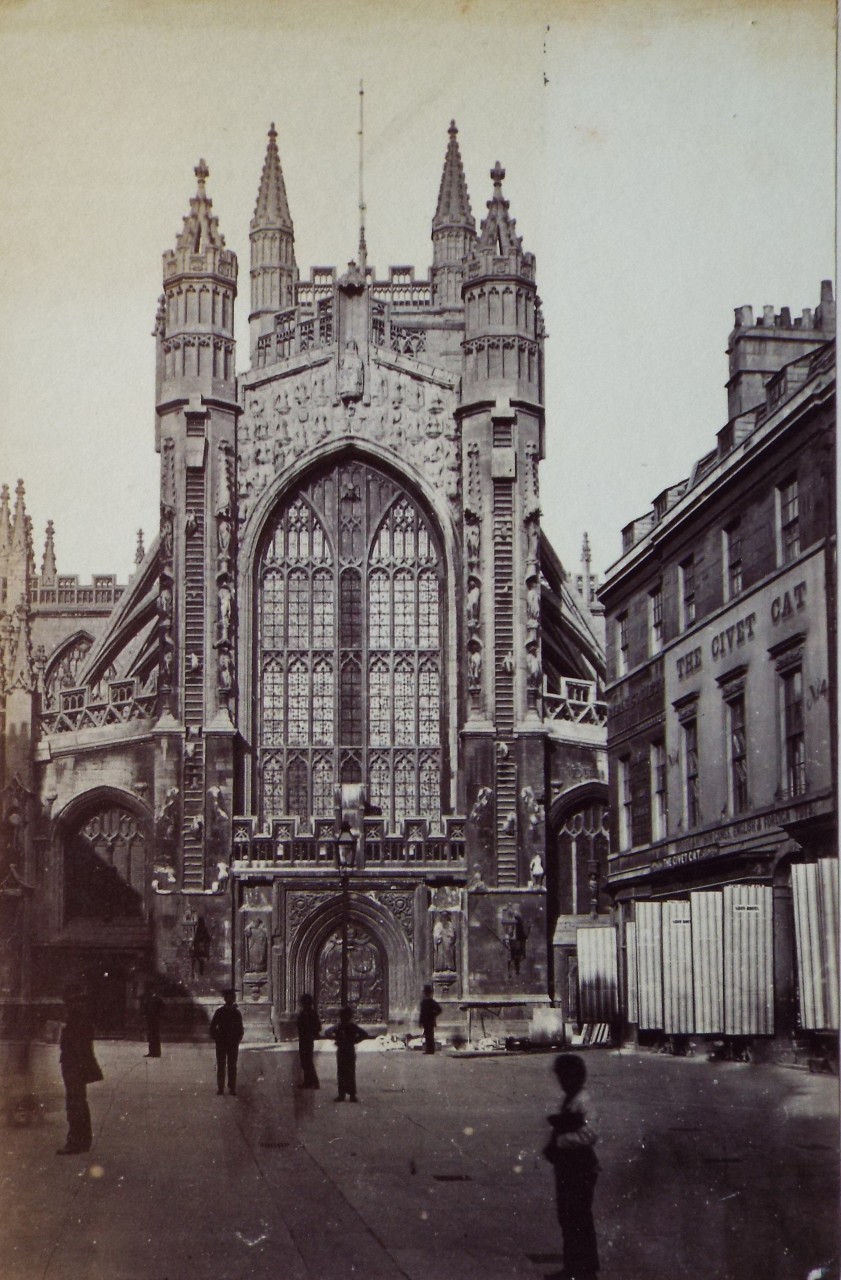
(325, 1006), (369, 1102)
(297, 993), (322, 1089)
(141, 984), (164, 1058)
(419, 984), (442, 1055)
(209, 989), (244, 1096)
(57, 986), (103, 1155)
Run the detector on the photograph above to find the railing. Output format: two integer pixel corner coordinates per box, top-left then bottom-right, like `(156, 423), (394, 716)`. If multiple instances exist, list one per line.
(39, 680), (156, 735)
(543, 678), (607, 728)
(231, 815), (467, 870)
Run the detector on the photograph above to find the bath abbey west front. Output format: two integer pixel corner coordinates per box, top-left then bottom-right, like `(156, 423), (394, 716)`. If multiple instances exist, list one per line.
(0, 124), (608, 1039)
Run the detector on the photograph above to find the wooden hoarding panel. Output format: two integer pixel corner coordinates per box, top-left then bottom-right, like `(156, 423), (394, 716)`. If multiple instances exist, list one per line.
(577, 926), (618, 1022)
(626, 921), (639, 1025)
(724, 884), (774, 1035)
(818, 860), (840, 1030)
(792, 863), (823, 1029)
(662, 900), (694, 1034)
(690, 891), (724, 1034)
(635, 901), (663, 1030)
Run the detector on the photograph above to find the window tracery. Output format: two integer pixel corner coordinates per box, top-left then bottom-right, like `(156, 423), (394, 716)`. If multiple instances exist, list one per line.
(256, 461), (445, 831)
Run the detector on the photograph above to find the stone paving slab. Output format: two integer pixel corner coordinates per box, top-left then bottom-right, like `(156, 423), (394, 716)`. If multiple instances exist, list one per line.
(0, 1040), (837, 1279)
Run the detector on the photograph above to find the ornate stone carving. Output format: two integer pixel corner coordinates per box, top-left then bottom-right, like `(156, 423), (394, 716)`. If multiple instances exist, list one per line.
(207, 786), (229, 859)
(374, 890), (414, 941)
(432, 911), (457, 973)
(287, 891), (334, 932)
(469, 786), (492, 822)
(237, 361), (460, 524)
(156, 787), (180, 848)
(524, 440), (540, 517)
(244, 916), (269, 972)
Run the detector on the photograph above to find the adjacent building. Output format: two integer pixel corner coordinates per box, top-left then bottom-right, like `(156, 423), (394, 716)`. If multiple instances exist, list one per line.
(0, 123), (607, 1040)
(600, 284), (836, 1051)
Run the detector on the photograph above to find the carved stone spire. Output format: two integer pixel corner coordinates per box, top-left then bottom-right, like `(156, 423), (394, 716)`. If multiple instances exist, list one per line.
(11, 480), (27, 555)
(251, 123), (294, 233)
(0, 484), (11, 568)
(249, 123), (298, 360)
(41, 520), (57, 584)
(431, 121), (477, 307)
(433, 121), (475, 234)
(477, 162), (523, 258)
(175, 159), (225, 254)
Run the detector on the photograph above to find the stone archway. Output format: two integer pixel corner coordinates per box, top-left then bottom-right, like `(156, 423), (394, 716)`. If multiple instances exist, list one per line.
(286, 890), (416, 1026)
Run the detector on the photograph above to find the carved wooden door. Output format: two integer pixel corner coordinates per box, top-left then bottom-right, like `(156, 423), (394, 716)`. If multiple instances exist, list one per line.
(316, 923), (385, 1023)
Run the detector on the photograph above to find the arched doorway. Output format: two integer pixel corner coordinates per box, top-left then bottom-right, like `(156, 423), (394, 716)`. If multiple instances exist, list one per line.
(316, 921), (386, 1023)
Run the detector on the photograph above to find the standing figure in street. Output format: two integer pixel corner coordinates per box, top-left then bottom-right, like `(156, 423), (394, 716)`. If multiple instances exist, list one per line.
(141, 984), (164, 1058)
(326, 1006), (369, 1102)
(419, 984), (442, 1055)
(542, 1053), (600, 1280)
(297, 993), (322, 1089)
(57, 986), (103, 1155)
(209, 989), (244, 1096)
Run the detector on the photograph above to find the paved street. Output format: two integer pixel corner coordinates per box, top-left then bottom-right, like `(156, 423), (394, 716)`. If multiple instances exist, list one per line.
(1, 1038), (837, 1280)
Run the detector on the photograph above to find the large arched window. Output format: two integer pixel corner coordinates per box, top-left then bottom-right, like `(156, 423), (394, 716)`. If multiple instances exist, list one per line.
(256, 461), (446, 832)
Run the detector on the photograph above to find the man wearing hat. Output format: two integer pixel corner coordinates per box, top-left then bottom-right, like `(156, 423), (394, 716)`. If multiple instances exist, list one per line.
(57, 985), (103, 1155)
(209, 988), (244, 1096)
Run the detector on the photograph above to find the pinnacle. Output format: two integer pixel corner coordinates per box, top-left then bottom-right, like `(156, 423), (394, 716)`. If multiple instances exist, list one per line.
(174, 160), (226, 254)
(252, 122), (294, 233)
(477, 159), (522, 257)
(433, 120), (475, 232)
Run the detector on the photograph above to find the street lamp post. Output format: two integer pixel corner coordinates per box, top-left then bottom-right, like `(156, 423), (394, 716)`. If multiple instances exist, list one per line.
(336, 822), (358, 1009)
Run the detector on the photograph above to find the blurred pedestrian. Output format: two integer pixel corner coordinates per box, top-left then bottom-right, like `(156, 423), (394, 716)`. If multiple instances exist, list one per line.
(326, 1006), (369, 1102)
(57, 985), (103, 1155)
(419, 984), (442, 1055)
(209, 988), (244, 1096)
(297, 993), (321, 1089)
(542, 1053), (600, 1280)
(141, 984), (164, 1058)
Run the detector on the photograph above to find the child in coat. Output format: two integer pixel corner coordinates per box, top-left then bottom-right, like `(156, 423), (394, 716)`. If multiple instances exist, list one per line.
(542, 1053), (600, 1280)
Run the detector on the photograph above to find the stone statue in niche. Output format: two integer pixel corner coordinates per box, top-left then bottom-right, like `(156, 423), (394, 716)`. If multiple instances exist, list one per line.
(524, 513), (540, 568)
(500, 906), (528, 975)
(338, 341), (364, 403)
(525, 640), (542, 690)
(464, 511), (480, 573)
(185, 510), (198, 538)
(467, 642), (482, 692)
(218, 650), (235, 692)
(156, 787), (180, 847)
(244, 917), (269, 972)
(207, 786), (229, 855)
(432, 912), (457, 973)
(526, 573), (541, 634)
(469, 786), (492, 822)
(529, 853), (545, 890)
(160, 508), (174, 563)
(466, 576), (481, 632)
(520, 785), (544, 841)
(217, 581), (234, 645)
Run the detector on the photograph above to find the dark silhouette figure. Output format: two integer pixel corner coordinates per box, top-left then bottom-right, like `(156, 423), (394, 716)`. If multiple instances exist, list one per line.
(326, 1006), (369, 1102)
(209, 989), (244, 1095)
(542, 1053), (600, 1280)
(297, 993), (322, 1089)
(57, 986), (103, 1155)
(419, 984), (442, 1054)
(141, 985), (164, 1058)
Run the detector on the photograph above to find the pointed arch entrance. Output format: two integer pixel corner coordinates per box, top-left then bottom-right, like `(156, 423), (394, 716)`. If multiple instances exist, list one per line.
(286, 891), (416, 1026)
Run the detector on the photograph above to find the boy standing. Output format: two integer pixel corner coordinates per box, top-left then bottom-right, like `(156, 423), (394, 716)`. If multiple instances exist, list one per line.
(209, 989), (244, 1096)
(542, 1053), (600, 1280)
(326, 1006), (369, 1102)
(419, 984), (442, 1054)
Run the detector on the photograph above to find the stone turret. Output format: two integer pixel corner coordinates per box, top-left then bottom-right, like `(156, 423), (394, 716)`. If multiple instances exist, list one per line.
(727, 280), (835, 420)
(249, 124), (298, 360)
(431, 121), (476, 307)
(154, 161), (239, 894)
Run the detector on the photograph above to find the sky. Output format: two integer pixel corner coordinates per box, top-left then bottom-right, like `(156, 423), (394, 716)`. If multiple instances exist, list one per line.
(0, 0), (835, 584)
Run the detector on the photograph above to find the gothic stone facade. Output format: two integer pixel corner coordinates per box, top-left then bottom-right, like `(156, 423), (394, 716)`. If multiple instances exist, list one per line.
(0, 124), (606, 1039)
